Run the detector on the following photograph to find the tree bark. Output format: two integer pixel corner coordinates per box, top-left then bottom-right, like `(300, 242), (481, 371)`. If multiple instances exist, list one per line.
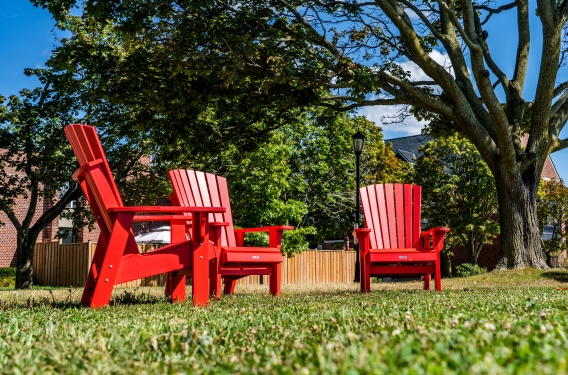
(494, 165), (548, 269)
(470, 242), (480, 265)
(15, 230), (39, 289)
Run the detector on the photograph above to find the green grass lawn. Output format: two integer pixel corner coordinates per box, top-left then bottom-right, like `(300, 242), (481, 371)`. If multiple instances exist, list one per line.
(2, 269), (568, 374)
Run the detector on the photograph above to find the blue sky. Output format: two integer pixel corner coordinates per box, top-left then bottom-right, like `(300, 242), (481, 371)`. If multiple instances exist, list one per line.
(1, 1), (567, 180)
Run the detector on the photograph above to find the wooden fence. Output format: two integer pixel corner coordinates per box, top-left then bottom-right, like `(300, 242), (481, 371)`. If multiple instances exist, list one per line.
(33, 241), (356, 288)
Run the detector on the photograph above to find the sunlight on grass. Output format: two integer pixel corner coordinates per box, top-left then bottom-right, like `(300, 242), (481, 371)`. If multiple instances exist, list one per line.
(1, 269), (568, 374)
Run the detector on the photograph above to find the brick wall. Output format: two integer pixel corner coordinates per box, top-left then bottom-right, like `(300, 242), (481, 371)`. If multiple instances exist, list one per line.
(449, 238), (502, 273)
(0, 167), (59, 267)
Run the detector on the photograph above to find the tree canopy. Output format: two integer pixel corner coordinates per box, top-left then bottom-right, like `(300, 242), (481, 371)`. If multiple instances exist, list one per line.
(159, 108), (406, 254)
(33, 0), (568, 268)
(0, 66), (170, 288)
(537, 179), (568, 265)
(414, 134), (500, 266)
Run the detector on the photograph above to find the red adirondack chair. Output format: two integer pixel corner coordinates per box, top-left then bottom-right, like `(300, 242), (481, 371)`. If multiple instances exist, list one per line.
(354, 184), (450, 292)
(65, 124), (224, 307)
(168, 169), (294, 298)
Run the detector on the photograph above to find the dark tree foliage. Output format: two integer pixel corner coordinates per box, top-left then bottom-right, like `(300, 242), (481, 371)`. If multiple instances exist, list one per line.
(33, 0), (568, 268)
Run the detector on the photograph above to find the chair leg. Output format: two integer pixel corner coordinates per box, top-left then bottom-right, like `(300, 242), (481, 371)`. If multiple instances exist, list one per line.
(223, 278), (237, 295)
(169, 273), (187, 302)
(435, 262), (442, 291)
(87, 216), (133, 308)
(81, 238), (107, 306)
(360, 251), (366, 293)
(270, 264), (281, 296)
(362, 251), (371, 293)
(424, 272), (430, 290)
(165, 272), (173, 297)
(209, 256), (222, 299)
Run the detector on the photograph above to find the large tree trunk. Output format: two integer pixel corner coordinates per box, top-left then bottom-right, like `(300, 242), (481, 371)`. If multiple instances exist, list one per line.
(15, 231), (38, 289)
(494, 167), (548, 270)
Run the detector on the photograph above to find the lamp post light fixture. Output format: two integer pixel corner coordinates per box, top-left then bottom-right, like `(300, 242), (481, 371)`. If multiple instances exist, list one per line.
(352, 130), (365, 283)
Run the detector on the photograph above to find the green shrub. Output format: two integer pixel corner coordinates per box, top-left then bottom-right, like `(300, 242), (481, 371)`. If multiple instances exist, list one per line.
(455, 263), (487, 277)
(243, 227), (317, 257)
(0, 267), (16, 287)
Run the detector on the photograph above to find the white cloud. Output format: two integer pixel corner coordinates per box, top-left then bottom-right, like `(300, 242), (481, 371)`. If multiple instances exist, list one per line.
(358, 105), (426, 138)
(398, 50), (454, 81)
(356, 51), (453, 138)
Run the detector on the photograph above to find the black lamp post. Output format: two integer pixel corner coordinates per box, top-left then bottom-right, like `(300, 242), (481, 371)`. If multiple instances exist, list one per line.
(352, 130), (365, 283)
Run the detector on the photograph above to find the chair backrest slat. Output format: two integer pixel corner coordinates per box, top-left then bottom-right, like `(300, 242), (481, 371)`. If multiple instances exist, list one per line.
(205, 173), (230, 245)
(384, 184), (397, 248)
(360, 187), (376, 249)
(65, 124), (124, 233)
(403, 184), (413, 248)
(169, 169), (237, 247)
(359, 183), (422, 250)
(367, 186), (382, 249)
(375, 184), (390, 249)
(196, 171), (212, 221)
(413, 185), (422, 248)
(394, 183), (405, 248)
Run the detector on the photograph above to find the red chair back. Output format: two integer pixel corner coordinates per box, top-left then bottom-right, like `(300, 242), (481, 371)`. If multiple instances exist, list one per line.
(168, 169), (236, 247)
(359, 183), (422, 249)
(64, 124), (124, 234)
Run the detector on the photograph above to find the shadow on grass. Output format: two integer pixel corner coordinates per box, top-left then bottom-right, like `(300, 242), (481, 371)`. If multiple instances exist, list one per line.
(542, 270), (568, 282)
(0, 288), (167, 310)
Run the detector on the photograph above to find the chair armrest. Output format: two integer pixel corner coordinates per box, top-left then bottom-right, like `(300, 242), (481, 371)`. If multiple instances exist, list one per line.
(132, 215), (192, 222)
(211, 222), (230, 227)
(234, 226), (294, 233)
(108, 206), (225, 214)
(431, 227), (450, 233)
(234, 226), (294, 248)
(71, 158), (104, 181)
(421, 227), (450, 251)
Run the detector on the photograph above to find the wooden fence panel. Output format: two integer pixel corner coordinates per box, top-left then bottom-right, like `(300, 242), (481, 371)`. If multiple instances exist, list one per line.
(34, 242), (357, 287)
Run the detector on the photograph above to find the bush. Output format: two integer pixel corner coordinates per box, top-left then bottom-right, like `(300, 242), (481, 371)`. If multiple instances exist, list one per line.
(455, 263), (487, 277)
(0, 267), (16, 287)
(243, 227), (317, 257)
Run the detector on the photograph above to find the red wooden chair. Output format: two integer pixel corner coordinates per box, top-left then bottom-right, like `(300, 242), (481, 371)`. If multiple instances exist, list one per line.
(168, 169), (294, 298)
(354, 184), (449, 292)
(65, 124), (224, 307)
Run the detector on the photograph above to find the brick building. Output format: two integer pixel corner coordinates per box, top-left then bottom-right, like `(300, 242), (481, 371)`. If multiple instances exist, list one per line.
(0, 165), (60, 267)
(388, 134), (562, 272)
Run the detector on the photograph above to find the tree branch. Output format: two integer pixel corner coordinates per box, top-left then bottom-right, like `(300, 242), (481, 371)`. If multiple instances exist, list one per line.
(435, 0), (481, 52)
(21, 180), (39, 231)
(0, 205), (22, 233)
(410, 81), (438, 86)
(552, 137), (568, 152)
(276, 0), (345, 60)
(512, 0), (530, 88)
(554, 81), (568, 97)
(29, 181), (81, 236)
(398, 0), (445, 41)
(318, 97), (408, 111)
(551, 89), (568, 116)
(474, 2), (517, 25)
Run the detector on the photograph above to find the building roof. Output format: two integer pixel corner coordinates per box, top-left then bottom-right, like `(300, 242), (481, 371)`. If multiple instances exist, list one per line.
(386, 134), (432, 163)
(386, 133), (561, 180)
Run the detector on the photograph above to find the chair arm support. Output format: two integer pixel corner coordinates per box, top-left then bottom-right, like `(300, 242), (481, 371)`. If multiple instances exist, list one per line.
(71, 158), (104, 181)
(354, 228), (372, 254)
(421, 227), (450, 251)
(234, 226), (294, 248)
